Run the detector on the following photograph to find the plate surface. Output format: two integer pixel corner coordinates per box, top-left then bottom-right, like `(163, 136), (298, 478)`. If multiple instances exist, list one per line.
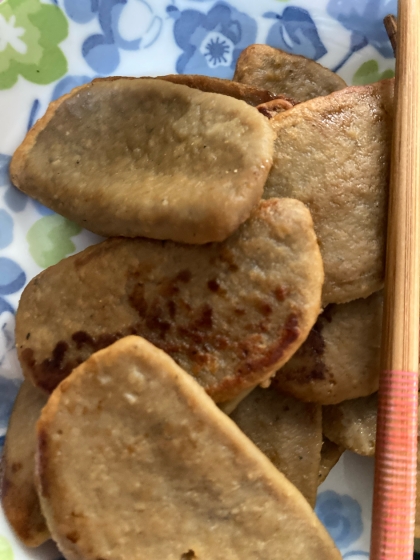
(0, 0), (397, 558)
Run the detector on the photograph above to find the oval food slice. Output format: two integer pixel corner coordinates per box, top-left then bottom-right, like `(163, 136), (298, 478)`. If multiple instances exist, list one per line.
(274, 291), (383, 404)
(36, 336), (341, 560)
(266, 80), (394, 304)
(1, 380), (50, 547)
(10, 78), (275, 244)
(234, 44), (346, 102)
(230, 386), (322, 506)
(322, 394), (378, 457)
(16, 198), (323, 402)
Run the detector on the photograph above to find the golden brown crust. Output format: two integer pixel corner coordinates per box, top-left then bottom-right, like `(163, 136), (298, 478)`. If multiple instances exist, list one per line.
(266, 80), (394, 304)
(11, 78), (274, 244)
(36, 336), (341, 560)
(230, 386), (322, 506)
(234, 44), (346, 102)
(275, 291), (383, 404)
(1, 380), (50, 547)
(16, 198), (324, 403)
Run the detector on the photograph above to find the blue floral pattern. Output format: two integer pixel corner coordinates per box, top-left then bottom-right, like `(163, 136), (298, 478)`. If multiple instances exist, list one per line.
(0, 252), (22, 451)
(327, 0), (397, 70)
(0, 297), (13, 318)
(0, 258), (26, 299)
(27, 99), (41, 131)
(0, 203), (27, 317)
(0, 198), (26, 453)
(0, 154), (28, 213)
(0, 376), (21, 452)
(0, 210), (13, 250)
(316, 490), (365, 554)
(263, 6), (327, 60)
(63, 0), (163, 75)
(167, 2), (257, 78)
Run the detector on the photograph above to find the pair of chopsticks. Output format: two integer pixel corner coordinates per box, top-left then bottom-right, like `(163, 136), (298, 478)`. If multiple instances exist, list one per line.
(371, 1), (420, 559)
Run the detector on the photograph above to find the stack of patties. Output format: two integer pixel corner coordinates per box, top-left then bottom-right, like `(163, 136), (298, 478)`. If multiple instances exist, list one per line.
(3, 40), (406, 557)
(231, 43), (398, 496)
(2, 51), (350, 560)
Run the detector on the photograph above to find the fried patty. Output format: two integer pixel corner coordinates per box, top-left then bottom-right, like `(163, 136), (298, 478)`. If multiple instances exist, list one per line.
(36, 336), (341, 560)
(274, 291), (383, 404)
(266, 80), (394, 304)
(11, 78), (274, 244)
(16, 198), (323, 402)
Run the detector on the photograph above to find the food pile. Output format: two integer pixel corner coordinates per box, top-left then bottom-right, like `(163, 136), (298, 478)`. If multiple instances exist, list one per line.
(1, 43), (414, 559)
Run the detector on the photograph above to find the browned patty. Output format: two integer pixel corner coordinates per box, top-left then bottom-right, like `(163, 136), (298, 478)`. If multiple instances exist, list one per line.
(16, 198), (323, 402)
(230, 386), (322, 506)
(234, 44), (346, 102)
(265, 81), (394, 304)
(10, 78), (274, 244)
(35, 336), (341, 560)
(274, 291), (383, 404)
(1, 380), (49, 547)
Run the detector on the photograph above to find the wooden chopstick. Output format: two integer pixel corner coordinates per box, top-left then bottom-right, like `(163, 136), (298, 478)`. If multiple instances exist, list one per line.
(384, 14), (398, 56)
(370, 2), (420, 559)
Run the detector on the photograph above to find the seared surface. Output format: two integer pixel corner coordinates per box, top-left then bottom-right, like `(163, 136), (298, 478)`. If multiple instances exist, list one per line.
(36, 336), (341, 560)
(16, 199), (323, 402)
(275, 291), (383, 404)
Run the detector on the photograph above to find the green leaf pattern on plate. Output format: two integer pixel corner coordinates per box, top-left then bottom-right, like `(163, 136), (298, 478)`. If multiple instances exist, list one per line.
(27, 215), (81, 269)
(0, 536), (13, 560)
(0, 0), (68, 89)
(352, 59), (395, 85)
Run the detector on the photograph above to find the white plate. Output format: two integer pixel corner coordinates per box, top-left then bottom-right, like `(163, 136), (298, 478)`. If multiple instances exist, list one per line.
(0, 0), (398, 558)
